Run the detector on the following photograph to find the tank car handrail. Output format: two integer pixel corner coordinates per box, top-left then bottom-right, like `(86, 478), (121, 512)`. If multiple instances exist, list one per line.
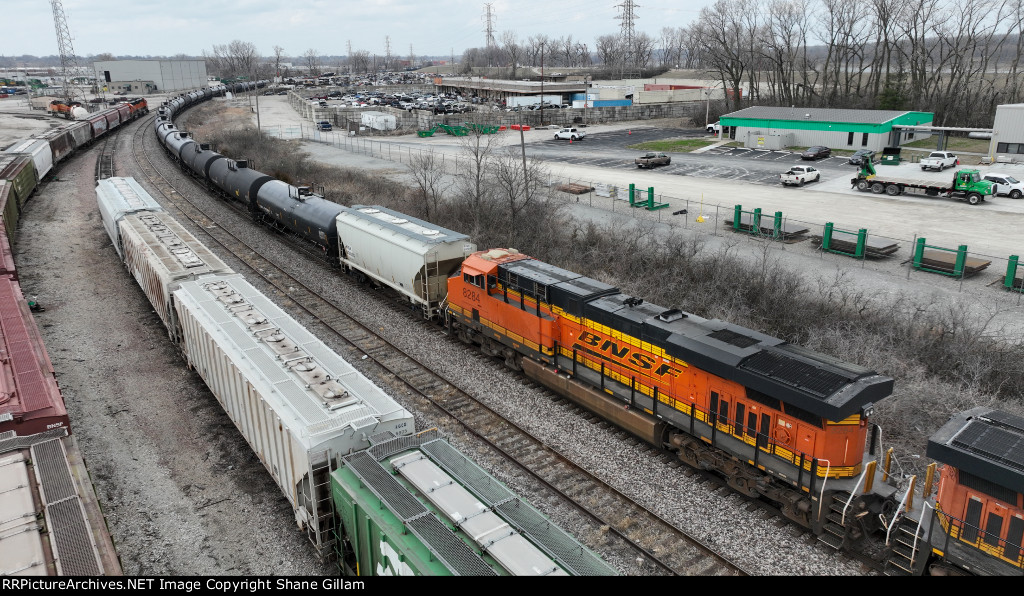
(884, 474), (917, 546)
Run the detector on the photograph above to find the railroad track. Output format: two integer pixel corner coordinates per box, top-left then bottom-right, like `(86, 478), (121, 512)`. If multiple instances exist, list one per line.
(127, 112), (752, 576)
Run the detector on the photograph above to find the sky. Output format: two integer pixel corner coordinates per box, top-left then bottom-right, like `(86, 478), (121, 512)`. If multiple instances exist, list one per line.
(11, 0), (712, 61)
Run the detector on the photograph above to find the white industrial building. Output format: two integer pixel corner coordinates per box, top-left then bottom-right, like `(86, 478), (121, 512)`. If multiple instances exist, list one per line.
(720, 106), (934, 151)
(989, 104), (1024, 162)
(92, 59), (207, 93)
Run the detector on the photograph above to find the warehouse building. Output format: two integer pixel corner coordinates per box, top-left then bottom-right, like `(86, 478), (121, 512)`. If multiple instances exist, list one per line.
(719, 106), (933, 151)
(92, 59), (207, 93)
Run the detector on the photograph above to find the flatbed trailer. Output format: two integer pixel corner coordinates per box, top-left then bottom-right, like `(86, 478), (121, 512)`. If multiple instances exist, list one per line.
(851, 162), (994, 205)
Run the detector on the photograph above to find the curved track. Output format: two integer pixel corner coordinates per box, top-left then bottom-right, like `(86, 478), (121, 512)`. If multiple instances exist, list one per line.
(129, 110), (754, 576)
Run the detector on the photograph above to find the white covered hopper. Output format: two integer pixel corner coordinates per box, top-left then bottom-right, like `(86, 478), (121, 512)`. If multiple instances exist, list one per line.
(336, 205), (475, 318)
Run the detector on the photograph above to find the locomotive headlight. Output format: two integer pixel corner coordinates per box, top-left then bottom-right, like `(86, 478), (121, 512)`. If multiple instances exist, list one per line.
(861, 403), (874, 419)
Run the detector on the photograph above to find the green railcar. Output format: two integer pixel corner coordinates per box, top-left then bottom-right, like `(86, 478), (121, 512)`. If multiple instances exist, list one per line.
(0, 154), (39, 228)
(331, 431), (617, 577)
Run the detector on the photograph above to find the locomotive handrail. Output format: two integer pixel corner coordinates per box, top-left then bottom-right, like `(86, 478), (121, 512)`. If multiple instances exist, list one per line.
(884, 474), (917, 546)
(816, 458), (831, 522)
(840, 465), (871, 526)
(907, 501), (932, 571)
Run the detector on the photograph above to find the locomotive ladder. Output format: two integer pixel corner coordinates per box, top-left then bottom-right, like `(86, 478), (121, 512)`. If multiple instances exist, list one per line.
(883, 515), (925, 576)
(304, 449), (338, 561)
(818, 492), (855, 550)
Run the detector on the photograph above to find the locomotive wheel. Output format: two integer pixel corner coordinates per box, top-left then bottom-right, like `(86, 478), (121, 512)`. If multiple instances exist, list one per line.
(871, 182), (885, 194)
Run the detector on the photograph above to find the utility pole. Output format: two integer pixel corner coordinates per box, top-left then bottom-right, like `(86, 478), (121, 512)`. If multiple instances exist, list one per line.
(705, 88), (710, 130)
(540, 42), (544, 127)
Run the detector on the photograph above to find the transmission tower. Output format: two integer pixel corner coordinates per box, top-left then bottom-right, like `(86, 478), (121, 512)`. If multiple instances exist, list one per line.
(50, 0), (85, 107)
(483, 3), (496, 48)
(384, 35), (392, 71)
(614, 0), (640, 75)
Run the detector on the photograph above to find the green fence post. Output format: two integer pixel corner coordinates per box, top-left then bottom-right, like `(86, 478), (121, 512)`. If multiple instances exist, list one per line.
(647, 186), (654, 209)
(913, 237), (926, 270)
(773, 211), (782, 240)
(856, 229), (867, 259)
(823, 222), (834, 251)
(954, 245), (968, 277)
(753, 208), (762, 233)
(733, 205), (742, 231)
(1007, 255), (1020, 290)
(629, 183), (636, 207)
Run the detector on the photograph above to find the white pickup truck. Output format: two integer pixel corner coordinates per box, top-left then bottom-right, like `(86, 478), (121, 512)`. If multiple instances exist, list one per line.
(554, 127), (586, 141)
(919, 151), (959, 171)
(707, 122), (721, 134)
(780, 165), (821, 186)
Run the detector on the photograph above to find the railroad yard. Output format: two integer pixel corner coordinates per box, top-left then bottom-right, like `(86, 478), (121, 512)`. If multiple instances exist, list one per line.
(2, 85), (1023, 577)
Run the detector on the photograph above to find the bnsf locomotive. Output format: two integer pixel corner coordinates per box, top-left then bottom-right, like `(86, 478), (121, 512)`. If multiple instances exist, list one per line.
(154, 84), (1024, 576)
(446, 248), (895, 535)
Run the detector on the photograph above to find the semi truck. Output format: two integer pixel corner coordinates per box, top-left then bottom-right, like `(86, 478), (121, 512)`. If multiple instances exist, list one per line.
(850, 161), (994, 205)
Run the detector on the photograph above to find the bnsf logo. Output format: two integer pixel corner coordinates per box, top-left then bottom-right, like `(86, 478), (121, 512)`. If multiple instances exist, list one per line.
(574, 330), (685, 379)
(46, 422), (65, 429)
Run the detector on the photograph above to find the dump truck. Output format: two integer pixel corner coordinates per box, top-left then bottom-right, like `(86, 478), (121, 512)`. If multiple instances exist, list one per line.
(851, 161), (994, 205)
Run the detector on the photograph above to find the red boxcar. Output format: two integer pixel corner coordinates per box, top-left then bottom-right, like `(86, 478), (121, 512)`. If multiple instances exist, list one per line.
(85, 111), (108, 139)
(0, 274), (69, 444)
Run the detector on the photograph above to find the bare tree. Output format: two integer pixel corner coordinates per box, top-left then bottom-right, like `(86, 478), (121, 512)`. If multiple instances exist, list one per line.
(272, 45), (285, 81)
(206, 40), (260, 80)
(455, 115), (498, 236)
(502, 31), (522, 79)
(303, 48), (322, 77)
(407, 151), (451, 220)
(350, 50), (371, 74)
(490, 148), (548, 246)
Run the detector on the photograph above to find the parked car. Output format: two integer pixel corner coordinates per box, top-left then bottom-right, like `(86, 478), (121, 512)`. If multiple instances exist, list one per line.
(801, 146), (831, 160)
(707, 122), (721, 134)
(982, 172), (1024, 199)
(316, 121), (332, 131)
(848, 149), (877, 166)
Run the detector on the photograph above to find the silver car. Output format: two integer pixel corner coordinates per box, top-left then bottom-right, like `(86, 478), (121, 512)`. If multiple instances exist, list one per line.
(982, 173), (1024, 199)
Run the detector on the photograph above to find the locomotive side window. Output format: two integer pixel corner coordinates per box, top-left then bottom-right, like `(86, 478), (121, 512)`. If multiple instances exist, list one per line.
(463, 273), (484, 288)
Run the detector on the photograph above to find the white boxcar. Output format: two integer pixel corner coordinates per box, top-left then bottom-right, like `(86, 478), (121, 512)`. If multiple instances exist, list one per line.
(3, 139), (53, 183)
(96, 177), (165, 259)
(118, 211), (233, 340)
(172, 274), (413, 555)
(336, 205), (475, 318)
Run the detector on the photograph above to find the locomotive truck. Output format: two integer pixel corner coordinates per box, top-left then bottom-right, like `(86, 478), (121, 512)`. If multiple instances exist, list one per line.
(851, 161), (994, 205)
